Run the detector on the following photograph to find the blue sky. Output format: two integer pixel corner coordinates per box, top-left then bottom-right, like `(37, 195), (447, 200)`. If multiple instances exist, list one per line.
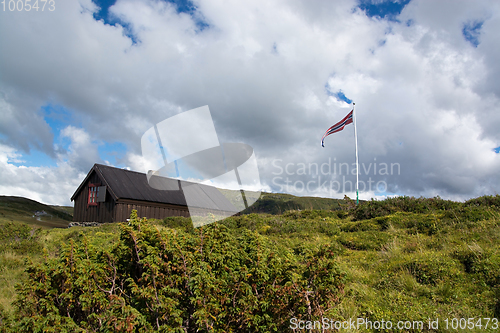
(91, 0), (138, 43)
(325, 83), (353, 105)
(92, 0), (208, 43)
(12, 103), (128, 169)
(358, 0), (411, 21)
(462, 20), (484, 47)
(1, 0), (499, 205)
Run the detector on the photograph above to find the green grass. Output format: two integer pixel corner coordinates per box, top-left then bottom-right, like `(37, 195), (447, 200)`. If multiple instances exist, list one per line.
(0, 221), (121, 324)
(0, 196), (72, 228)
(0, 195), (499, 331)
(240, 191), (347, 214)
(49, 205), (74, 216)
(223, 196), (500, 330)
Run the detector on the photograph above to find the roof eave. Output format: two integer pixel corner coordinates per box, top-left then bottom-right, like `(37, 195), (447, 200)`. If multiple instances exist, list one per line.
(70, 164), (119, 202)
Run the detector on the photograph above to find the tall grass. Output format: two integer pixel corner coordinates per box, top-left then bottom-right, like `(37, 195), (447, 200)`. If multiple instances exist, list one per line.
(0, 195), (499, 331)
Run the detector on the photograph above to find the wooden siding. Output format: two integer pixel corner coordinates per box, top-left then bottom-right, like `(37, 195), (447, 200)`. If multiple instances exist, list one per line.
(73, 171), (115, 223)
(114, 200), (190, 222)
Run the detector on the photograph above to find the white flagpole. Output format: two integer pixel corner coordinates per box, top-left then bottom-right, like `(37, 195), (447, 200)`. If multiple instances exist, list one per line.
(353, 102), (359, 205)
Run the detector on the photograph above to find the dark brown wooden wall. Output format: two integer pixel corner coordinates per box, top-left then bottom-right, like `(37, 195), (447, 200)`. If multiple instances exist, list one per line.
(73, 171), (115, 223)
(114, 201), (190, 222)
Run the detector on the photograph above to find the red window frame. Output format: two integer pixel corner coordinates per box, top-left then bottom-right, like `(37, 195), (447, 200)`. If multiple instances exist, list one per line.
(88, 183), (100, 207)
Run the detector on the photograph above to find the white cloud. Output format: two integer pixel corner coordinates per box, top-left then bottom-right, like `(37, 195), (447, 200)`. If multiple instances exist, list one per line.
(0, 0), (499, 205)
(0, 125), (99, 205)
(59, 125), (101, 171)
(0, 144), (86, 206)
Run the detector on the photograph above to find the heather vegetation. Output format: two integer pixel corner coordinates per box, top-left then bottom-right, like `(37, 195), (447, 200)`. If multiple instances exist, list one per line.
(0, 196), (72, 228)
(0, 195), (499, 332)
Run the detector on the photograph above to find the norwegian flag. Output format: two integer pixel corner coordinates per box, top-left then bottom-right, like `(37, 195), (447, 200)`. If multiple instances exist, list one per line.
(321, 110), (353, 147)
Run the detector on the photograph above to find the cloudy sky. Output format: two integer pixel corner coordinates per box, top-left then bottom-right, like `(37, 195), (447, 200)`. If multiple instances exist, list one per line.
(1, 0), (499, 206)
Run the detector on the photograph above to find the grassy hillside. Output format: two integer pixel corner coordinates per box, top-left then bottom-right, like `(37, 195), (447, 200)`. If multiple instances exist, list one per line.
(0, 191), (345, 227)
(49, 205), (74, 217)
(241, 192), (349, 214)
(0, 196), (72, 228)
(0, 195), (499, 332)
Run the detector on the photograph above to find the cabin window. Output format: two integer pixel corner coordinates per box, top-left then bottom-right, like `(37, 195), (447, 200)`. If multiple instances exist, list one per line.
(88, 184), (99, 206)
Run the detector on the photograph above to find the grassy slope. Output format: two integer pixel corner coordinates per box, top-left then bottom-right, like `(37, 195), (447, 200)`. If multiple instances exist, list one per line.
(0, 198), (72, 316)
(240, 192), (348, 214)
(0, 222), (121, 320)
(0, 196), (73, 228)
(50, 205), (74, 216)
(216, 207), (500, 330)
(1, 195), (500, 331)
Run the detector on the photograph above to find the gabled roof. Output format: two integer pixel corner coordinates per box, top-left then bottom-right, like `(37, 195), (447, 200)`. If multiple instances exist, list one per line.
(71, 164), (237, 212)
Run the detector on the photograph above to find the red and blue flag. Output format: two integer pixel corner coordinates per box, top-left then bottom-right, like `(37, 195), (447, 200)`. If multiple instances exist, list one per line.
(321, 110), (353, 147)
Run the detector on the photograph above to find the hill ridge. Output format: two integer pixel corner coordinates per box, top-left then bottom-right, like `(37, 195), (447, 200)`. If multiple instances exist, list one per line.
(0, 195), (73, 228)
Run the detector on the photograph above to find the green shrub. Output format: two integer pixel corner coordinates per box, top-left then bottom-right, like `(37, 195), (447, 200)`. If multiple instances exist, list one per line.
(376, 212), (440, 235)
(62, 229), (84, 241)
(338, 231), (392, 251)
(374, 216), (391, 231)
(339, 220), (381, 233)
(453, 245), (484, 273)
(459, 206), (493, 222)
(352, 196), (463, 221)
(318, 221), (340, 236)
(495, 288), (500, 318)
(0, 223), (42, 255)
(465, 195), (500, 209)
(0, 223), (41, 242)
(3, 195), (500, 331)
(11, 210), (346, 332)
(403, 253), (460, 285)
(473, 253), (500, 287)
(405, 217), (438, 236)
(161, 215), (194, 232)
(453, 245), (500, 288)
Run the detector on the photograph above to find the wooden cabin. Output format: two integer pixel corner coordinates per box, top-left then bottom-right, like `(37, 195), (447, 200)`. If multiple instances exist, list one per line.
(71, 163), (237, 223)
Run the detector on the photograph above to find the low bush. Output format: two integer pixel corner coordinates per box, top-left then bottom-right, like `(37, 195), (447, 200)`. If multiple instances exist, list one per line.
(403, 253), (461, 285)
(455, 247), (500, 287)
(2, 194), (500, 331)
(0, 223), (42, 255)
(161, 215), (194, 232)
(339, 220), (381, 233)
(338, 231), (392, 251)
(465, 195), (500, 208)
(352, 195), (500, 223)
(10, 210), (346, 332)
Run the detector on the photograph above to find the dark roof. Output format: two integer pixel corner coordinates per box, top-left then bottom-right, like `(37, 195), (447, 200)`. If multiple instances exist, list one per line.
(71, 164), (238, 212)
